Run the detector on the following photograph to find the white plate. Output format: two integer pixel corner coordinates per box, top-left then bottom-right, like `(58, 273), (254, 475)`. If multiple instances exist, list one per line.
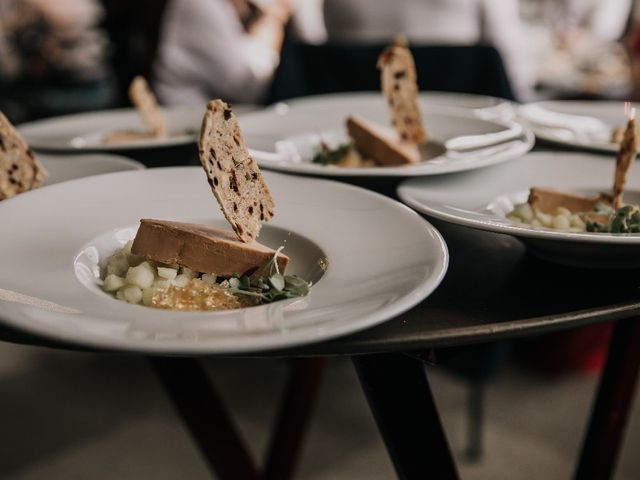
(18, 104), (260, 152)
(39, 153), (144, 185)
(240, 101), (533, 177)
(397, 151), (640, 268)
(0, 168), (447, 353)
(280, 91), (515, 118)
(518, 100), (636, 153)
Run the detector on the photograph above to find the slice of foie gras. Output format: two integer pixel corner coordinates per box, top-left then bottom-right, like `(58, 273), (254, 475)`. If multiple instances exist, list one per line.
(131, 219), (289, 277)
(346, 116), (420, 166)
(528, 187), (612, 222)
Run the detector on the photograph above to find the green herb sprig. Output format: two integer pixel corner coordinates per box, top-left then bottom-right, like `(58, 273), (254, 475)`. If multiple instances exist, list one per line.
(224, 250), (311, 303)
(586, 205), (640, 233)
(312, 142), (354, 165)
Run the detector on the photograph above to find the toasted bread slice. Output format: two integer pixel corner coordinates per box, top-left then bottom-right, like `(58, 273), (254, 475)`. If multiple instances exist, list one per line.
(528, 187), (611, 214)
(132, 219), (288, 277)
(378, 39), (426, 144)
(346, 115), (420, 166)
(613, 117), (638, 209)
(129, 76), (167, 138)
(0, 111), (48, 200)
(199, 99), (275, 242)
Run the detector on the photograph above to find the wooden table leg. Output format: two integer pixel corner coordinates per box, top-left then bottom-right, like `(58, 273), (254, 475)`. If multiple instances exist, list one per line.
(353, 353), (459, 480)
(149, 356), (326, 480)
(574, 317), (640, 480)
(148, 357), (261, 480)
(264, 357), (327, 480)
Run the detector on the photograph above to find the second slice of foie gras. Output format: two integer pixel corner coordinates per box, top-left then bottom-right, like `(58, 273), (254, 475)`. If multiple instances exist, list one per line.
(528, 187), (611, 215)
(346, 116), (420, 166)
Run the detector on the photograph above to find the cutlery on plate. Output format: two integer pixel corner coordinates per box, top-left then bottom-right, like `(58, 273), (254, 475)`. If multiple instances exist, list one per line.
(444, 123), (523, 151)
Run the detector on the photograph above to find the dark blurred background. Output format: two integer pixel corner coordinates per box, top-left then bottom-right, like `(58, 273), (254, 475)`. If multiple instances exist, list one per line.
(0, 0), (638, 124)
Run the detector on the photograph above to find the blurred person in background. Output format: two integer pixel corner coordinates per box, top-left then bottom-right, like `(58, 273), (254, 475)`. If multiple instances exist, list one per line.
(0, 0), (111, 121)
(322, 0), (534, 101)
(525, 0), (633, 98)
(153, 0), (326, 105)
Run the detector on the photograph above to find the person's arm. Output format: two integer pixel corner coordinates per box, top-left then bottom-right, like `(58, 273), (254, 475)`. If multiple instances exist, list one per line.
(480, 0), (535, 101)
(247, 0), (291, 52)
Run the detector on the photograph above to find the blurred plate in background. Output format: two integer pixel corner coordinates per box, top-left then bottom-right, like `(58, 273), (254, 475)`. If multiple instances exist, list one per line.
(518, 100), (637, 153)
(397, 151), (640, 269)
(39, 153), (144, 185)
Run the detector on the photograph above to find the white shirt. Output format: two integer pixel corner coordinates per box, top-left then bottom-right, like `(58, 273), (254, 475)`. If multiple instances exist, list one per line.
(154, 0), (326, 105)
(323, 0), (533, 100)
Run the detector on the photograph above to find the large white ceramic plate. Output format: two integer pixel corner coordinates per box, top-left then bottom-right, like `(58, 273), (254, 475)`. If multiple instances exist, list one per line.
(18, 104), (260, 152)
(518, 100), (637, 153)
(240, 101), (533, 177)
(280, 91), (515, 118)
(39, 153), (144, 185)
(397, 151), (640, 268)
(0, 168), (447, 353)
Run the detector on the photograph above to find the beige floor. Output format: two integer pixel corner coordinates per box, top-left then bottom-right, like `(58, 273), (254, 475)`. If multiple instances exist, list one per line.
(0, 342), (638, 479)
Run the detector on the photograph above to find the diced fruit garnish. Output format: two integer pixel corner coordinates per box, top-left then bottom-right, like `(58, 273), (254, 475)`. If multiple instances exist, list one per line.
(122, 285), (143, 304)
(142, 287), (155, 306)
(153, 278), (171, 289)
(180, 267), (196, 279)
(173, 274), (190, 288)
(103, 274), (126, 292)
(157, 267), (178, 280)
(126, 263), (155, 289)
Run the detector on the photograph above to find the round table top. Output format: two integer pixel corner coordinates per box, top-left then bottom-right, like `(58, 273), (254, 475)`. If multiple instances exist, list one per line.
(2, 214), (638, 357)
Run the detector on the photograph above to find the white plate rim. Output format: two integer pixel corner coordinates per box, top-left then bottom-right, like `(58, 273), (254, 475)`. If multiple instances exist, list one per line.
(244, 105), (534, 177)
(397, 151), (640, 245)
(517, 100), (631, 153)
(38, 152), (145, 185)
(0, 167), (449, 354)
(18, 106), (201, 152)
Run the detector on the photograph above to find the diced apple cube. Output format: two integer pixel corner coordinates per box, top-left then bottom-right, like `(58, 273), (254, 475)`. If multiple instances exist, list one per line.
(173, 274), (190, 288)
(103, 274), (126, 292)
(158, 267), (178, 280)
(122, 285), (143, 304)
(153, 278), (171, 290)
(142, 287), (155, 306)
(513, 203), (534, 222)
(180, 267), (196, 279)
(552, 215), (570, 230)
(126, 263), (155, 289)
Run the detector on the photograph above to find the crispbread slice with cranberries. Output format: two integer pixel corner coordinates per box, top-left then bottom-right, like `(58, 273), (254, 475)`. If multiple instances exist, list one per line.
(198, 99), (275, 242)
(129, 76), (167, 138)
(378, 37), (427, 144)
(0, 111), (48, 200)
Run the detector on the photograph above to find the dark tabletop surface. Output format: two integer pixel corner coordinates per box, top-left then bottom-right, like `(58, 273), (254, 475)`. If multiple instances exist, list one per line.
(2, 141), (640, 357)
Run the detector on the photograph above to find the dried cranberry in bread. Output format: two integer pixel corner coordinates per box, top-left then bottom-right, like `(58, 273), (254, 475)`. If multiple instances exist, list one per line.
(0, 111), (47, 200)
(378, 37), (427, 144)
(198, 99), (275, 242)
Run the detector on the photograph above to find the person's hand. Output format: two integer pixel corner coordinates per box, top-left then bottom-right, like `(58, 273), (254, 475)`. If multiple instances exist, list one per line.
(261, 0), (291, 26)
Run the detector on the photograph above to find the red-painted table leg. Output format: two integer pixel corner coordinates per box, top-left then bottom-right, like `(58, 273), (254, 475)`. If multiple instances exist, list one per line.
(574, 317), (640, 480)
